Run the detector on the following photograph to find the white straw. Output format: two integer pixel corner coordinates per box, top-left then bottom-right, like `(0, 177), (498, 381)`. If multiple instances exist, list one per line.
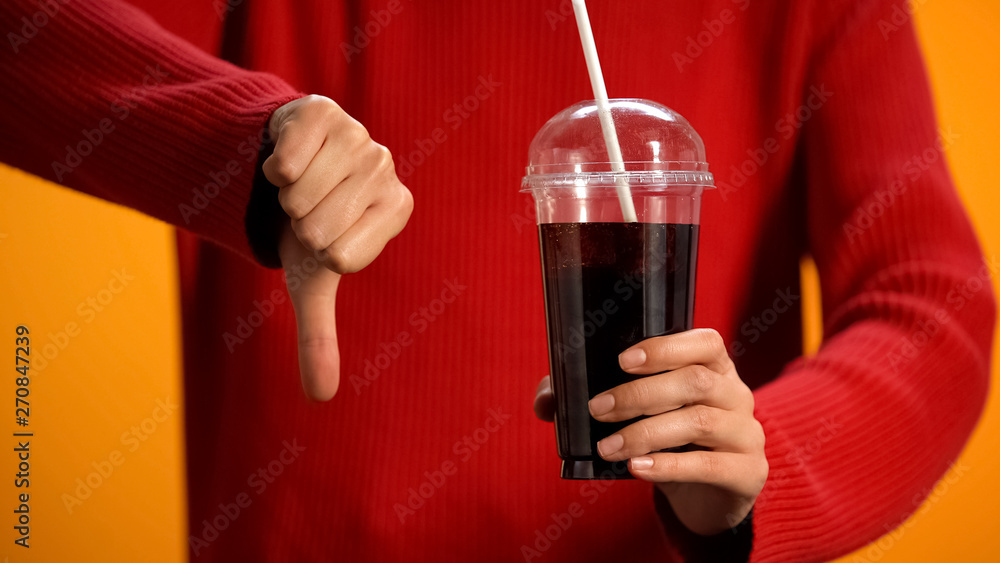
(570, 0), (638, 223)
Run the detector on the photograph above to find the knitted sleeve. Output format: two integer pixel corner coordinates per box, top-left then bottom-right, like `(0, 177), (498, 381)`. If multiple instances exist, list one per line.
(0, 0), (301, 263)
(749, 1), (994, 560)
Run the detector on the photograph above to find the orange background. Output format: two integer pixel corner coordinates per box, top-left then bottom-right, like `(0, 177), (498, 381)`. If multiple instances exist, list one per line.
(0, 2), (997, 561)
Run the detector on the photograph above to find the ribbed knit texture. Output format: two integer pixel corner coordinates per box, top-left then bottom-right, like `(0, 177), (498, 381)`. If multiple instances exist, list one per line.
(1, 1), (994, 562)
(0, 0), (301, 260)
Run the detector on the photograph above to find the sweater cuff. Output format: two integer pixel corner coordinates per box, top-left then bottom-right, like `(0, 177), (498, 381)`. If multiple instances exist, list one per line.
(653, 487), (754, 562)
(168, 83), (301, 266)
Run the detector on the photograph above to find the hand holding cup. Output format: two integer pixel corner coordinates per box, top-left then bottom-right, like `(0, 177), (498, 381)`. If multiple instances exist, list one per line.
(535, 329), (767, 535)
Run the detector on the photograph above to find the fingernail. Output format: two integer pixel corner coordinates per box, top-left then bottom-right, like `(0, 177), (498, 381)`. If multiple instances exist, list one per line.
(630, 456), (654, 471)
(589, 393), (615, 417)
(619, 348), (646, 370)
(597, 434), (624, 458)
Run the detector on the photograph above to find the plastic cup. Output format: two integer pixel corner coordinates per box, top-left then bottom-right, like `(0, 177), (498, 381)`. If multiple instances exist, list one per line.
(522, 99), (715, 479)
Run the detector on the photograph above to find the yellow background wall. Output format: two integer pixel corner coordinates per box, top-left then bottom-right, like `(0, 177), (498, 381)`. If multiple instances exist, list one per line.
(0, 2), (997, 561)
(0, 163), (187, 562)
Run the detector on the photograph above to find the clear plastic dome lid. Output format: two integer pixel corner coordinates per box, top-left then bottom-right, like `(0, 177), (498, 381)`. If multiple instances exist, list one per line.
(521, 99), (714, 190)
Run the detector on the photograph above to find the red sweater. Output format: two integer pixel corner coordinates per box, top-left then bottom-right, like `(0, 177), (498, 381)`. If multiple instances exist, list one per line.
(1, 1), (994, 561)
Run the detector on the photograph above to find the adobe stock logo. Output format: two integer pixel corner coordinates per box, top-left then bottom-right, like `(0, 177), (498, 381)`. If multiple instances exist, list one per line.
(350, 278), (467, 395)
(392, 407), (511, 523)
(339, 0), (411, 62)
(878, 0), (931, 40)
(841, 128), (959, 245)
(6, 0), (71, 54)
(395, 74), (501, 181)
(728, 287), (800, 358)
(718, 84), (833, 202)
(34, 268), (136, 373)
(61, 397), (179, 514)
(519, 460), (631, 560)
(671, 0), (751, 73)
(189, 439), (306, 557)
(50, 64), (171, 183)
(222, 288), (289, 353)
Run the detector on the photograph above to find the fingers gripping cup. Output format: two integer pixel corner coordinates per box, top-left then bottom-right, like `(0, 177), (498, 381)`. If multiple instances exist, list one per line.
(522, 99), (715, 480)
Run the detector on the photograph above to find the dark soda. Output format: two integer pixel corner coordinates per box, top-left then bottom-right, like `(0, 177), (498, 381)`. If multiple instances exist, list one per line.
(538, 222), (699, 479)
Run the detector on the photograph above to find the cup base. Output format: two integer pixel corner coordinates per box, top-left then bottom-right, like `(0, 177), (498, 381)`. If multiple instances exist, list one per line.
(560, 459), (635, 480)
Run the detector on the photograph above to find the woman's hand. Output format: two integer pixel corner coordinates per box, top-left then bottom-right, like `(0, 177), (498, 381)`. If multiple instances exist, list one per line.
(534, 329), (767, 535)
(268, 95), (413, 401)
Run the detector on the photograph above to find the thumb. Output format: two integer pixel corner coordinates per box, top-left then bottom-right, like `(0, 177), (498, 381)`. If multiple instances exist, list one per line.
(281, 228), (342, 401)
